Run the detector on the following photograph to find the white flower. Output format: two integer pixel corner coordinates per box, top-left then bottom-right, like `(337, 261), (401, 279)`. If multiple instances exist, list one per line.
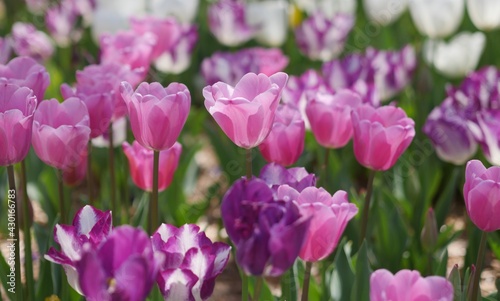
(294, 0), (356, 18)
(91, 0), (146, 41)
(246, 0), (289, 46)
(149, 0), (200, 24)
(467, 0), (500, 31)
(409, 0), (464, 38)
(363, 0), (408, 25)
(424, 32), (485, 78)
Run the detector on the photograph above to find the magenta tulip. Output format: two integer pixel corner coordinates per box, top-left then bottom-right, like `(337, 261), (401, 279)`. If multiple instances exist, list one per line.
(0, 83), (37, 166)
(306, 89), (363, 148)
(122, 141), (182, 192)
(277, 186), (358, 262)
(351, 105), (415, 171)
(258, 104), (305, 166)
(464, 160), (500, 232)
(0, 56), (50, 102)
(32, 98), (91, 170)
(203, 72), (288, 149)
(370, 269), (453, 301)
(120, 81), (191, 151)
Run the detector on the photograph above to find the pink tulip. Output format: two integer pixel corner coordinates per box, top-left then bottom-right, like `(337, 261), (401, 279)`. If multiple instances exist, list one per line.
(0, 56), (50, 103)
(203, 72), (288, 149)
(277, 186), (358, 262)
(370, 269), (453, 301)
(32, 98), (91, 170)
(463, 160), (500, 232)
(130, 16), (181, 60)
(306, 89), (363, 148)
(0, 84), (37, 166)
(258, 104), (305, 166)
(351, 105), (415, 171)
(11, 22), (54, 61)
(154, 23), (198, 75)
(122, 141), (182, 192)
(120, 81), (191, 151)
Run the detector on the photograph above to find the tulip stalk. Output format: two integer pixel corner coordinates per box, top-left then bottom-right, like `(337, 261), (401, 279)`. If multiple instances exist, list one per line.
(87, 142), (93, 204)
(57, 169), (66, 224)
(301, 261), (313, 301)
(360, 170), (376, 242)
(470, 231), (488, 301)
(253, 277), (263, 301)
(109, 123), (117, 221)
(151, 150), (160, 233)
(20, 160), (34, 300)
(246, 148), (253, 180)
(7, 165), (23, 301)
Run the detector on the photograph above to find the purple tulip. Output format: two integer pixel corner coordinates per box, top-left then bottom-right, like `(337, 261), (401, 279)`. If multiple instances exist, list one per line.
(207, 0), (255, 46)
(76, 226), (163, 301)
(151, 224), (231, 300)
(476, 110), (500, 165)
(0, 83), (37, 166)
(44, 205), (112, 294)
(45, 2), (81, 47)
(0, 56), (50, 102)
(201, 47), (288, 86)
(259, 162), (316, 192)
(11, 22), (54, 61)
(295, 12), (355, 62)
(221, 178), (310, 276)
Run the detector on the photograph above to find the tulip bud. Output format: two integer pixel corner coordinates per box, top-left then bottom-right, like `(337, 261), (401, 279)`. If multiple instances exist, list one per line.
(420, 208), (438, 252)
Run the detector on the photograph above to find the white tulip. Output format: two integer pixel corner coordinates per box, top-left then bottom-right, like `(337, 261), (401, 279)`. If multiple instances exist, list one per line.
(424, 32), (485, 78)
(294, 0), (356, 18)
(409, 0), (464, 38)
(467, 0), (500, 30)
(91, 0), (146, 41)
(149, 0), (200, 24)
(363, 0), (408, 25)
(246, 0), (289, 46)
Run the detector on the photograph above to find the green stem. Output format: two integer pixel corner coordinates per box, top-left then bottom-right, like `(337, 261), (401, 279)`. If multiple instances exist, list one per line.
(253, 277), (263, 301)
(151, 150), (160, 234)
(471, 231), (488, 301)
(57, 169), (66, 224)
(241, 272), (249, 301)
(7, 166), (23, 301)
(246, 148), (252, 180)
(108, 123), (116, 221)
(360, 170), (376, 242)
(20, 161), (34, 300)
(301, 261), (313, 301)
(87, 142), (93, 205)
(322, 148), (330, 188)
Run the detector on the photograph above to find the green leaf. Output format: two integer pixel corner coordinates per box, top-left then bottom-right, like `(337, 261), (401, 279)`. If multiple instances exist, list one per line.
(434, 249), (448, 277)
(435, 167), (460, 227)
(447, 264), (462, 301)
(328, 240), (354, 301)
(0, 249), (16, 300)
(351, 241), (371, 301)
(281, 262), (298, 301)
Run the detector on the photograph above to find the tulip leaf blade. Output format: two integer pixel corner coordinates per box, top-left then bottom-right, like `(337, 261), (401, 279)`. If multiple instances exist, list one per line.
(327, 239), (354, 301)
(351, 241), (371, 301)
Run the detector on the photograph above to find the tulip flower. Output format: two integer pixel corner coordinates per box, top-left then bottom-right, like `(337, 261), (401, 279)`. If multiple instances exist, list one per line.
(76, 226), (164, 301)
(92, 117), (127, 148)
(476, 110), (500, 166)
(221, 178), (310, 276)
(370, 269), (454, 301)
(423, 98), (477, 165)
(151, 224), (231, 300)
(44, 205), (112, 294)
(201, 48), (288, 86)
(99, 30), (156, 77)
(207, 0), (255, 46)
(295, 12), (355, 62)
(322, 53), (367, 92)
(32, 98), (91, 171)
(122, 141), (182, 192)
(0, 84), (37, 166)
(149, 0), (200, 24)
(277, 186), (358, 261)
(0, 37), (11, 64)
(11, 22), (54, 61)
(45, 2), (82, 47)
(351, 105), (415, 171)
(294, 0), (357, 18)
(259, 162), (316, 192)
(306, 90), (363, 149)
(363, 0), (408, 25)
(120, 81), (191, 151)
(62, 151), (87, 186)
(154, 23), (198, 74)
(0, 56), (50, 103)
(245, 0), (288, 46)
(130, 16), (181, 61)
(467, 0), (500, 31)
(258, 104), (305, 166)
(91, 0), (147, 41)
(424, 32), (485, 78)
(203, 72), (288, 149)
(409, 0), (464, 38)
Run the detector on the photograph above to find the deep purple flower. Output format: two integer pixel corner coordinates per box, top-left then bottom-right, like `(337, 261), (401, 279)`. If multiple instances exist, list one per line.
(201, 47), (288, 86)
(221, 178), (310, 276)
(44, 205), (112, 294)
(259, 163), (316, 192)
(11, 22), (54, 61)
(76, 226), (164, 301)
(207, 0), (255, 46)
(151, 224), (231, 300)
(0, 56), (50, 103)
(295, 12), (354, 62)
